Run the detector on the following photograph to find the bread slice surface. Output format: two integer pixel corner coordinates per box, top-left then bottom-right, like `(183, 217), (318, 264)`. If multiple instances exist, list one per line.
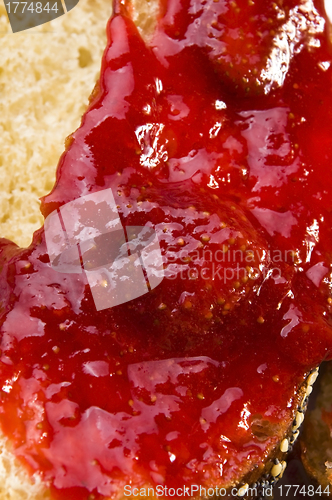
(0, 0), (330, 498)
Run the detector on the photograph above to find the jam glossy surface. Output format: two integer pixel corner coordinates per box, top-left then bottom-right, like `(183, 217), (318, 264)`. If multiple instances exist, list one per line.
(1, 0), (332, 498)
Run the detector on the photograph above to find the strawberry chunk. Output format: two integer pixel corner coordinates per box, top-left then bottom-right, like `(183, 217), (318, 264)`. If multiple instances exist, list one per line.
(155, 0), (324, 94)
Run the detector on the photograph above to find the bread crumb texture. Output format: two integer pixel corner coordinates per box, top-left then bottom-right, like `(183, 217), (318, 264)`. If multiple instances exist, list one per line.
(131, 0), (159, 39)
(0, 435), (51, 499)
(0, 0), (111, 247)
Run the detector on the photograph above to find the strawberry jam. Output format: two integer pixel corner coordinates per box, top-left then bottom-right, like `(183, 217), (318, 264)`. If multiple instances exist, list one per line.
(1, 0), (332, 498)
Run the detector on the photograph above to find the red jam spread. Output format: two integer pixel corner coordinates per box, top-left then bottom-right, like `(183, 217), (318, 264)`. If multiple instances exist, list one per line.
(1, 0), (332, 498)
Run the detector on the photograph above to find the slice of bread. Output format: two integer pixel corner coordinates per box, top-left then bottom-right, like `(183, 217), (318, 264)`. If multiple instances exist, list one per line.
(0, 0), (110, 248)
(0, 1), (327, 499)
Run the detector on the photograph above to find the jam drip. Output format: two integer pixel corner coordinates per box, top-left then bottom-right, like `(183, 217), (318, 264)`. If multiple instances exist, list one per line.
(1, 0), (332, 499)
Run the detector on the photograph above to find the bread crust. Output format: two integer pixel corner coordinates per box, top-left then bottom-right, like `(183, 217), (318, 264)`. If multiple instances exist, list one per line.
(223, 369), (317, 500)
(301, 362), (332, 491)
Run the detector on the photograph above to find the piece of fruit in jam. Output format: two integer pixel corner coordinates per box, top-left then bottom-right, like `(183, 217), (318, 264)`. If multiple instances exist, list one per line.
(1, 0), (332, 498)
